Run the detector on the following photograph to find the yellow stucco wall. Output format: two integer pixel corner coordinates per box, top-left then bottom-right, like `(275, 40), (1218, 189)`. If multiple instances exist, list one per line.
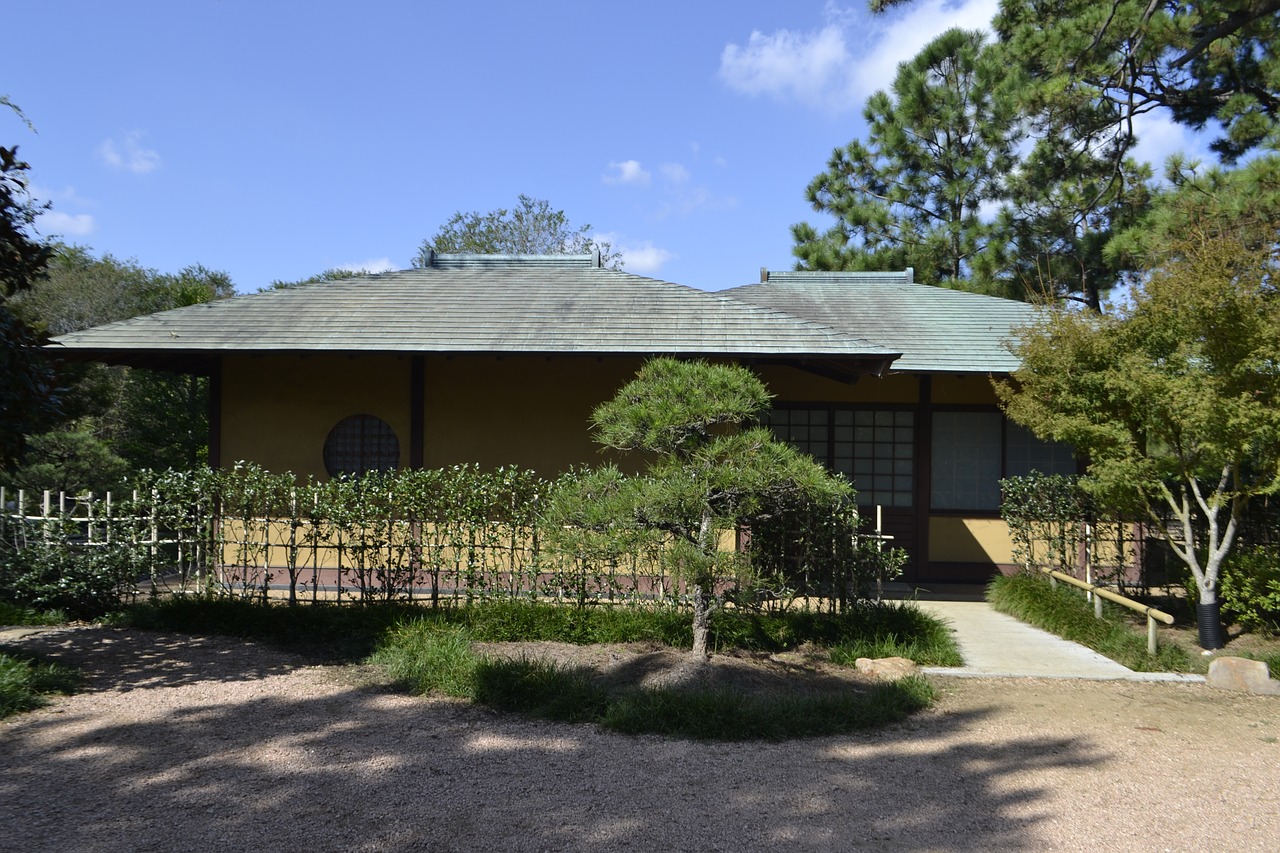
(221, 354), (647, 478)
(222, 356), (1004, 480)
(218, 354), (1020, 574)
(931, 374), (1001, 405)
(222, 354), (411, 478)
(928, 517), (1015, 564)
(422, 355), (644, 472)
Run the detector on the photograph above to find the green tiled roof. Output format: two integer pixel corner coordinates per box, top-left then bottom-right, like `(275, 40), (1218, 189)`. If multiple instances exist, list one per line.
(723, 270), (1039, 374)
(49, 255), (899, 372)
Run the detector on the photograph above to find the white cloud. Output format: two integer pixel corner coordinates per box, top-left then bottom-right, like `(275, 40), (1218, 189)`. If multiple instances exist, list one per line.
(1129, 109), (1219, 175)
(30, 184), (94, 207)
(603, 159), (651, 186)
(619, 241), (675, 274)
(654, 185), (738, 219)
(97, 130), (161, 173)
(718, 21), (852, 109)
(597, 232), (675, 274)
(719, 0), (999, 113)
(600, 155), (732, 218)
(36, 210), (96, 236)
(660, 163), (691, 184)
(338, 257), (396, 274)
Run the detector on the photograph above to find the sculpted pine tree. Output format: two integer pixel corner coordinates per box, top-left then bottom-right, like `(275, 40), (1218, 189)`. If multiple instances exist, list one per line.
(566, 358), (852, 657)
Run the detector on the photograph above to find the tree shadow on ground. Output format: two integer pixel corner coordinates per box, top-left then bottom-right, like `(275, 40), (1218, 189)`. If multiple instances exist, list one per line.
(0, 629), (1113, 852)
(1, 626), (302, 692)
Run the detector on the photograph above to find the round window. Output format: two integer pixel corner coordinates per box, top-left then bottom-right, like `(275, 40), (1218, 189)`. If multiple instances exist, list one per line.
(323, 414), (400, 477)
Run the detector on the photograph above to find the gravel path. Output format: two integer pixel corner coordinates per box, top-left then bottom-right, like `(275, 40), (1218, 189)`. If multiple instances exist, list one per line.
(2, 626), (1278, 852)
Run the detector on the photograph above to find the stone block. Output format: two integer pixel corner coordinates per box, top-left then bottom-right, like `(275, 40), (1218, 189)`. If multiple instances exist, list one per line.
(855, 656), (921, 682)
(1206, 656), (1280, 695)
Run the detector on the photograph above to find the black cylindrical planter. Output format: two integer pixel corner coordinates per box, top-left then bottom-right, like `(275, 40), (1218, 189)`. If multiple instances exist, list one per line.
(1197, 600), (1225, 650)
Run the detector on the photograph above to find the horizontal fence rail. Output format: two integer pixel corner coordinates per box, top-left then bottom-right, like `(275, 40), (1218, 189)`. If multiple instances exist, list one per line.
(1039, 567), (1174, 655)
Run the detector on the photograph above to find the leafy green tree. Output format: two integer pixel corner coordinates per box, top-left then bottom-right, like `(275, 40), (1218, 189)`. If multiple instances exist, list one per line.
(554, 358), (853, 656)
(794, 29), (1018, 287)
(12, 246), (234, 476)
(1, 100), (56, 471)
(10, 430), (128, 495)
(265, 268), (361, 291)
(413, 194), (622, 269)
(16, 246), (233, 335)
(998, 222), (1280, 647)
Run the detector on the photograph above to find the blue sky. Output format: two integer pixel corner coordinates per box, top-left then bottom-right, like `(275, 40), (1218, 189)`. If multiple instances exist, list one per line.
(5, 0), (1209, 293)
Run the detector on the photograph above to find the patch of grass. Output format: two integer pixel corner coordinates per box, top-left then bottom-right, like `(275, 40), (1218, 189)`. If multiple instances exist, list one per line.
(1251, 649), (1280, 674)
(369, 624), (478, 696)
(119, 596), (952, 736)
(987, 572), (1192, 672)
(472, 657), (611, 724)
(119, 597), (960, 664)
(824, 604), (964, 667)
(456, 600), (691, 646)
(0, 601), (67, 626)
(0, 650), (81, 718)
(1148, 593), (1280, 674)
(372, 620), (933, 739)
(119, 597), (421, 661)
(602, 677), (935, 741)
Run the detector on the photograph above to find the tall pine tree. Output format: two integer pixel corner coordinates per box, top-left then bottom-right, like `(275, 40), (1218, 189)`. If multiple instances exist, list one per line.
(793, 29), (1018, 288)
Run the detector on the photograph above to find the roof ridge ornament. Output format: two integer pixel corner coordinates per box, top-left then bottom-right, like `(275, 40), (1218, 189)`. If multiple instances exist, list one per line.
(757, 269), (915, 285)
(427, 252), (600, 269)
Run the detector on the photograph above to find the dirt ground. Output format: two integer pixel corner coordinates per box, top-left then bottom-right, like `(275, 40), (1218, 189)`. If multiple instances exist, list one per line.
(2, 626), (1279, 852)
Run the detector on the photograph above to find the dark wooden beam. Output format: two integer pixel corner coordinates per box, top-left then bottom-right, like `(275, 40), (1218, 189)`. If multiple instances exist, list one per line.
(409, 355), (425, 469)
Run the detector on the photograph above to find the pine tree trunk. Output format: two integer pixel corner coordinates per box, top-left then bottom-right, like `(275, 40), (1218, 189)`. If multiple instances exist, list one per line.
(691, 583), (711, 658)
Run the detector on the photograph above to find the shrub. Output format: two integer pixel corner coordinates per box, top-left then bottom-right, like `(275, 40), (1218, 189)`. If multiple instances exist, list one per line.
(1220, 546), (1280, 632)
(0, 541), (141, 619)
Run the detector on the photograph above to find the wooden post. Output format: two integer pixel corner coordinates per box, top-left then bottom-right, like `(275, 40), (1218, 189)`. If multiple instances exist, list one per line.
(85, 492), (95, 545)
(150, 489), (160, 598)
(1147, 615), (1158, 656)
(1083, 520), (1093, 605)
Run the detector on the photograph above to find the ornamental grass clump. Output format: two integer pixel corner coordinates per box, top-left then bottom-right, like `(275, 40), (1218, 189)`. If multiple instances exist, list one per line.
(0, 651), (79, 718)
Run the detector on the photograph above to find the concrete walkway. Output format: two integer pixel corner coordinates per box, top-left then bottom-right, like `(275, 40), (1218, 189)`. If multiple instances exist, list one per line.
(912, 599), (1203, 683)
